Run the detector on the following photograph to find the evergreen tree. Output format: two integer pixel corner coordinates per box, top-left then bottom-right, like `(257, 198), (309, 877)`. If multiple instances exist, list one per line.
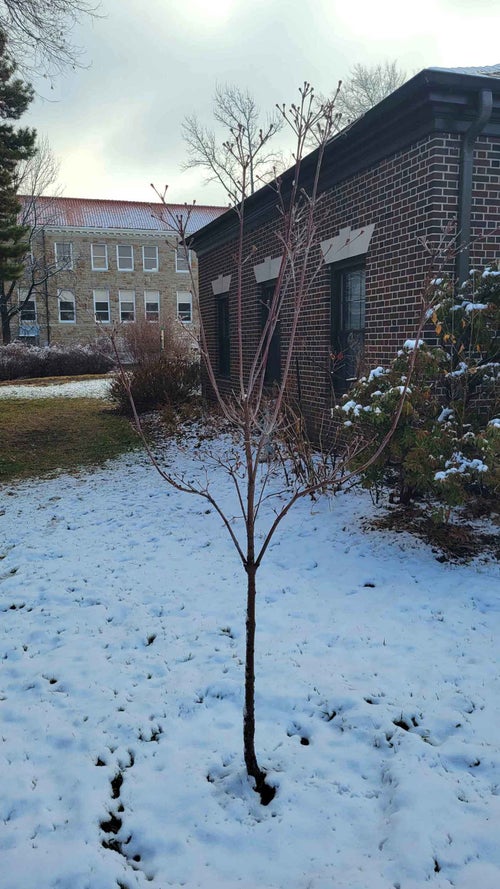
(0, 30), (36, 344)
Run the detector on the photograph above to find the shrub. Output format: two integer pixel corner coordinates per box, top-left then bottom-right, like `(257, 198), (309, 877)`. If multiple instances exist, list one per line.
(0, 342), (114, 381)
(118, 319), (192, 366)
(338, 263), (499, 510)
(109, 355), (200, 414)
(341, 347), (498, 508)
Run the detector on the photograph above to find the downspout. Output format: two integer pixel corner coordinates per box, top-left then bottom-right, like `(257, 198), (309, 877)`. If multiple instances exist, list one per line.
(42, 229), (51, 345)
(456, 88), (493, 286)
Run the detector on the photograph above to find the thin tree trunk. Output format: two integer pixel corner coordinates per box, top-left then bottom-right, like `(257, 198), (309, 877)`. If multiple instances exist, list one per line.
(243, 560), (275, 804)
(243, 560), (261, 780)
(1, 301), (12, 345)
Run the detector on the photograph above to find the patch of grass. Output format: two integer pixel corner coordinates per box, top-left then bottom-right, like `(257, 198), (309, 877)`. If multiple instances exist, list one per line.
(0, 397), (140, 483)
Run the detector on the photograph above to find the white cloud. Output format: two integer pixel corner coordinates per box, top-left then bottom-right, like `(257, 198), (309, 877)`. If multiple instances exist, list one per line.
(21, 0), (500, 204)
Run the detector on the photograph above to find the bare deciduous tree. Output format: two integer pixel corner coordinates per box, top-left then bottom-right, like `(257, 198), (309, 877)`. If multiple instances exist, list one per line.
(0, 0), (101, 79)
(182, 82), (285, 198)
(1, 137), (68, 344)
(115, 83), (428, 804)
(336, 61), (407, 124)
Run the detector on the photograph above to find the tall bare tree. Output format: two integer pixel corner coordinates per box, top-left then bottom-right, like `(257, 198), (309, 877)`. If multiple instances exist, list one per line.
(1, 137), (67, 344)
(126, 83), (431, 804)
(0, 0), (101, 79)
(182, 82), (284, 198)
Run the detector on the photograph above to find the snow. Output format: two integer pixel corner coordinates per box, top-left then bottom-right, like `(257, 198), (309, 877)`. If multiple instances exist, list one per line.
(1, 439), (500, 889)
(437, 407), (454, 423)
(448, 361), (469, 379)
(341, 399), (363, 416)
(435, 452), (489, 481)
(463, 302), (490, 314)
(402, 339), (424, 350)
(367, 366), (387, 381)
(0, 379), (111, 399)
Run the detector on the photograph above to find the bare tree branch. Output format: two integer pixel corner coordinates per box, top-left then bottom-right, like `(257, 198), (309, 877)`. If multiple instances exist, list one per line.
(0, 0), (102, 80)
(335, 60), (407, 125)
(181, 83), (285, 197)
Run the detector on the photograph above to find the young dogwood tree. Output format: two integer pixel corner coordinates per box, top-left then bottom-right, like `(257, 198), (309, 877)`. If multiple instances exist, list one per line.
(115, 83), (428, 804)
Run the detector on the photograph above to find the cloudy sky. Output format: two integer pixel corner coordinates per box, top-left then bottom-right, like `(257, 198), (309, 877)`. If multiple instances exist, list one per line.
(24, 0), (500, 207)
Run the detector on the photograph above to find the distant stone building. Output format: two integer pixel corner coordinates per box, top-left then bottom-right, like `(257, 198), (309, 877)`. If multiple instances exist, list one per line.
(15, 197), (225, 347)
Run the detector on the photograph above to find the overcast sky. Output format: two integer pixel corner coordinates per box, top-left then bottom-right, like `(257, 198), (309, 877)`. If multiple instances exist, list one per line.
(24, 0), (500, 207)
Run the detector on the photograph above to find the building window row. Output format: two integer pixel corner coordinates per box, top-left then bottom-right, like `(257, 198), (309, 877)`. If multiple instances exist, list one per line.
(18, 288), (192, 326)
(54, 241), (191, 273)
(93, 289), (163, 324)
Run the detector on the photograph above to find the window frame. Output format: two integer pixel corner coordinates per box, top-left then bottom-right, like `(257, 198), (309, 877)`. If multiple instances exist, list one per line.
(142, 245), (159, 272)
(119, 289), (136, 323)
(91, 243), (108, 271)
(116, 244), (134, 271)
(58, 289), (76, 323)
(176, 291), (193, 324)
(144, 290), (160, 322)
(93, 289), (111, 323)
(260, 281), (281, 385)
(217, 293), (230, 377)
(175, 245), (191, 273)
(54, 241), (73, 270)
(330, 259), (366, 395)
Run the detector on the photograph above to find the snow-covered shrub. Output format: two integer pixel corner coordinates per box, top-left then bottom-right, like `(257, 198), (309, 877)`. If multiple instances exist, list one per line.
(0, 342), (114, 380)
(340, 262), (499, 508)
(340, 345), (453, 503)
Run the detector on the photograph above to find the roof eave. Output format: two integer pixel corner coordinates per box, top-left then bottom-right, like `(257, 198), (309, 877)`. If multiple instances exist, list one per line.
(190, 68), (500, 256)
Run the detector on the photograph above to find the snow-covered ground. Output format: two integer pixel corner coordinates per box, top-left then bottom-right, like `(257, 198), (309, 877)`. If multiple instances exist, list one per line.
(0, 378), (111, 399)
(1, 437), (499, 889)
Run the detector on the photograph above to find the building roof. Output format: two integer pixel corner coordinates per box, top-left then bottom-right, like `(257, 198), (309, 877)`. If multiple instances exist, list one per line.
(18, 196), (227, 234)
(429, 64), (500, 77)
(191, 65), (500, 255)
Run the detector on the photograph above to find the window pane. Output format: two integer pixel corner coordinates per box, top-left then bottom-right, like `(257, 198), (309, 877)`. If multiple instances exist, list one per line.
(119, 291), (135, 322)
(94, 302), (110, 322)
(117, 245), (134, 270)
(60, 302), (75, 321)
(20, 299), (37, 322)
(343, 269), (365, 331)
(143, 246), (158, 271)
(176, 246), (190, 272)
(58, 290), (75, 322)
(177, 292), (192, 323)
(55, 242), (73, 268)
(120, 304), (134, 321)
(92, 244), (108, 270)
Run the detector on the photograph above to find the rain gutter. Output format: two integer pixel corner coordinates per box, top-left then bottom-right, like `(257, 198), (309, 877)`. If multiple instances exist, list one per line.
(456, 89), (493, 285)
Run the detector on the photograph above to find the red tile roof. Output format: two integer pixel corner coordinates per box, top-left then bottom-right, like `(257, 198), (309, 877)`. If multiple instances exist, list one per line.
(18, 196), (227, 235)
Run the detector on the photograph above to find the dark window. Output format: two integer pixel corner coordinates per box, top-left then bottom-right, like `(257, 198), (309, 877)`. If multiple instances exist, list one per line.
(261, 282), (281, 385)
(331, 264), (366, 394)
(218, 294), (230, 376)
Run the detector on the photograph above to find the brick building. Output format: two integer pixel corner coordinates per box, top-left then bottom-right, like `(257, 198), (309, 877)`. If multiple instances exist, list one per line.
(190, 66), (500, 435)
(14, 197), (225, 347)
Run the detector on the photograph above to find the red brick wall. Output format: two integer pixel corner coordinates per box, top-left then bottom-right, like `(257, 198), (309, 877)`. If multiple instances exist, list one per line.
(198, 132), (500, 434)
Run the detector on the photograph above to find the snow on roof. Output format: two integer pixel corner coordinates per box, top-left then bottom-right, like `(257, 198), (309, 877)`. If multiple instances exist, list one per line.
(18, 195), (227, 234)
(429, 63), (500, 77)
